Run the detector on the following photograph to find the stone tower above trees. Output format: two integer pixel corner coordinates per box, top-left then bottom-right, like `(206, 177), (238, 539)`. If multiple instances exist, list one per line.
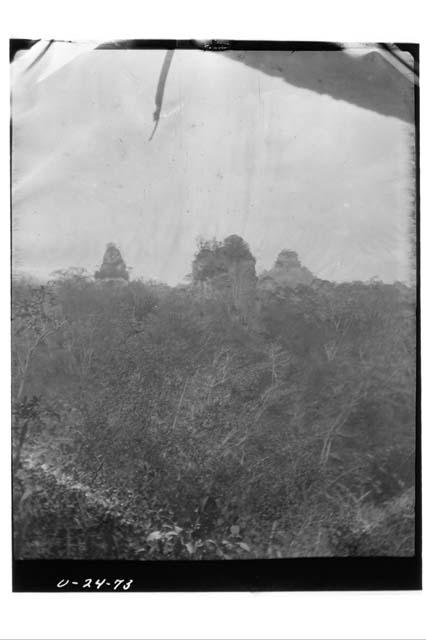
(259, 249), (314, 291)
(95, 243), (129, 283)
(192, 234), (257, 324)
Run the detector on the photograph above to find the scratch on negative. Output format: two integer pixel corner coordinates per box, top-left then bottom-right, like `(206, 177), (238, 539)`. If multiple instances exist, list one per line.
(149, 50), (175, 141)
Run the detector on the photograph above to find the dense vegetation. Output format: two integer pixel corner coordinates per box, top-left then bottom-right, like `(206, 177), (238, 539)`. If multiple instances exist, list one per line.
(12, 239), (416, 559)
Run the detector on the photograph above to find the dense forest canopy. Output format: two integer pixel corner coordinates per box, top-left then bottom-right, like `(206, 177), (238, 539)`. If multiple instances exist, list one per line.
(12, 238), (416, 559)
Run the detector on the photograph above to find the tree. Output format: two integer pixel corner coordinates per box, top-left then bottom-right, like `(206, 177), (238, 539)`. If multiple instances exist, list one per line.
(192, 236), (257, 324)
(12, 281), (65, 468)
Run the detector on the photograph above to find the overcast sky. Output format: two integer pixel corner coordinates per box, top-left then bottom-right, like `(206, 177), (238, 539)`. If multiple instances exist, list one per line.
(12, 46), (416, 284)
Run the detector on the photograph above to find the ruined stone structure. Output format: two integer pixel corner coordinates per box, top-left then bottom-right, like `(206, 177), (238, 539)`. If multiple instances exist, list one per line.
(259, 249), (314, 292)
(192, 235), (257, 325)
(95, 243), (129, 284)
(225, 243), (257, 324)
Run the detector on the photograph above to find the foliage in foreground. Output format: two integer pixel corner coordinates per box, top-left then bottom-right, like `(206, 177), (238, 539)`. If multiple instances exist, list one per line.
(12, 259), (416, 558)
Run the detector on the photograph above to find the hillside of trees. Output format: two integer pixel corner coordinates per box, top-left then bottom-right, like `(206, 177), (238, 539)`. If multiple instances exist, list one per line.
(12, 236), (416, 559)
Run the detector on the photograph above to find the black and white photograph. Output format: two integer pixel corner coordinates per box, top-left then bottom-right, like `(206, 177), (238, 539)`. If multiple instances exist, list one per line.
(10, 39), (420, 591)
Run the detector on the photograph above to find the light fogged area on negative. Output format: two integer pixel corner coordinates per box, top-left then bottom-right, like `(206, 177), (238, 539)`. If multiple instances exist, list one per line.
(12, 47), (415, 284)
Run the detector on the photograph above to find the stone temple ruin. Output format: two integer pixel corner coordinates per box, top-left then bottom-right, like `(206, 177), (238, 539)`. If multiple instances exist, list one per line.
(94, 241), (315, 301)
(191, 235), (258, 325)
(95, 243), (129, 284)
(259, 249), (314, 291)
